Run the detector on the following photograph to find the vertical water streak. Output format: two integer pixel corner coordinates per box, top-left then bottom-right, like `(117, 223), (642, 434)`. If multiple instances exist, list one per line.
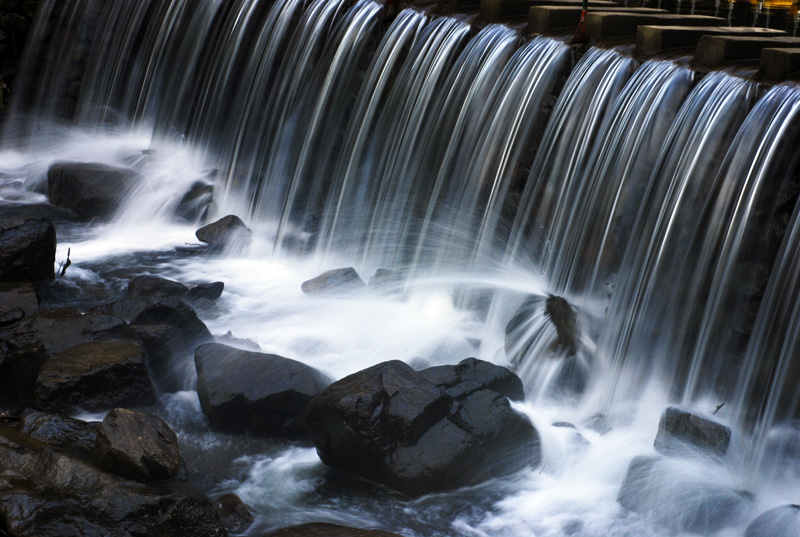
(592, 72), (756, 412)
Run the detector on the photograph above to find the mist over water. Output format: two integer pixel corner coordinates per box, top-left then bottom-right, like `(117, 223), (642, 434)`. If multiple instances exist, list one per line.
(4, 0), (800, 535)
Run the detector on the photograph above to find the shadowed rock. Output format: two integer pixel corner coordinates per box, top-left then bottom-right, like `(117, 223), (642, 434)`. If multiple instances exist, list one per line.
(175, 181), (213, 223)
(95, 408), (181, 481)
(545, 295), (578, 356)
(215, 492), (254, 534)
(196, 215), (251, 250)
(654, 407), (731, 457)
(128, 275), (189, 302)
(47, 161), (140, 221)
(745, 505), (800, 537)
(195, 343), (333, 436)
(263, 523), (402, 537)
(188, 281), (224, 301)
(0, 218), (56, 283)
(0, 282), (38, 315)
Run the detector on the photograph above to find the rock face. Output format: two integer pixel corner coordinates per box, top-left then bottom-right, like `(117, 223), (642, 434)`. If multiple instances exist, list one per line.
(188, 281), (224, 301)
(175, 181), (214, 223)
(653, 407), (731, 457)
(35, 340), (157, 412)
(618, 455), (750, 534)
(0, 218), (56, 282)
(195, 343), (333, 436)
(195, 215), (251, 250)
(47, 161), (140, 221)
(745, 505), (800, 537)
(304, 359), (540, 496)
(95, 408), (181, 481)
(0, 424), (227, 537)
(263, 523), (403, 537)
(301, 267), (366, 295)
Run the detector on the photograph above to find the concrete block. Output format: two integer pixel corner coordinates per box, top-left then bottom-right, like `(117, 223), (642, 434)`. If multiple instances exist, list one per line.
(760, 47), (800, 80)
(530, 6), (666, 34)
(695, 35), (800, 68)
(586, 13), (725, 42)
(636, 26), (786, 57)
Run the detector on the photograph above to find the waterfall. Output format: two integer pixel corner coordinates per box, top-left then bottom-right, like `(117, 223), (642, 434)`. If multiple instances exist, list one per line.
(5, 0), (800, 534)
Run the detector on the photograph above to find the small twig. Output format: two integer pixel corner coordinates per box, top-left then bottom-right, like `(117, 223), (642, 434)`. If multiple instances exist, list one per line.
(713, 403), (725, 415)
(59, 248), (71, 277)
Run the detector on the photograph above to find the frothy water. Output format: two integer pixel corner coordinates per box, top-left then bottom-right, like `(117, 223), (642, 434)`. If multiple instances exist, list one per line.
(4, 0), (800, 535)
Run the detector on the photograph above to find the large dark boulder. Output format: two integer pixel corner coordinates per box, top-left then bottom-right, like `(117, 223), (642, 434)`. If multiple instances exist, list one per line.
(47, 161), (140, 221)
(132, 297), (213, 349)
(195, 215), (251, 250)
(301, 268), (366, 295)
(0, 335), (48, 402)
(188, 281), (224, 301)
(304, 359), (540, 496)
(618, 455), (751, 534)
(0, 425), (227, 537)
(0, 218), (56, 283)
(35, 340), (157, 412)
(195, 343), (333, 436)
(94, 408), (181, 481)
(263, 523), (402, 537)
(653, 407), (731, 457)
(505, 294), (581, 363)
(18, 410), (99, 456)
(745, 505), (800, 537)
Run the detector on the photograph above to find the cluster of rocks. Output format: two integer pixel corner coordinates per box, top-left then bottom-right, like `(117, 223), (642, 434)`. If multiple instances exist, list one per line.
(617, 406), (799, 536)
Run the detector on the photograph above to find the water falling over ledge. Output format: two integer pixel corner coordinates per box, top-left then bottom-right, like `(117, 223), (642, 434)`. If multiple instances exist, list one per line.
(2, 0), (800, 535)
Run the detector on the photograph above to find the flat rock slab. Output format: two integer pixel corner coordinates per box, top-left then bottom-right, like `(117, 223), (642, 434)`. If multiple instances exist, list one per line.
(695, 35), (800, 67)
(637, 25), (785, 57)
(760, 47), (800, 80)
(586, 13), (725, 42)
(529, 6), (666, 34)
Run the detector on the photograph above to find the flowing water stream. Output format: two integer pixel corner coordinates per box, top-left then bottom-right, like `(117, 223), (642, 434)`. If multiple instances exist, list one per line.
(3, 0), (800, 535)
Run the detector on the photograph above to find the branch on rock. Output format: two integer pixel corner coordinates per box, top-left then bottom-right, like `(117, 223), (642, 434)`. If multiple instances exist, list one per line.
(58, 248), (71, 277)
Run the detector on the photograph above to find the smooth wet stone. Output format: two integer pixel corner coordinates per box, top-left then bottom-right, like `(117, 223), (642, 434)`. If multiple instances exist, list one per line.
(195, 343), (333, 436)
(35, 340), (157, 412)
(18, 410), (99, 456)
(654, 407), (731, 457)
(195, 214), (251, 250)
(188, 281), (224, 301)
(47, 161), (140, 221)
(95, 408), (181, 481)
(305, 360), (540, 496)
(301, 267), (366, 295)
(0, 218), (56, 283)
(215, 492), (254, 534)
(128, 275), (189, 302)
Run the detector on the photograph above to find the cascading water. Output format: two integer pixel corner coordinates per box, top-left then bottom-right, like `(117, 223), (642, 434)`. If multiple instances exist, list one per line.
(4, 0), (800, 535)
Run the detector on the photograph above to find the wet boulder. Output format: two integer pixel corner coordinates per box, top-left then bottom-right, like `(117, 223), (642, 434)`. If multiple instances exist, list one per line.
(35, 339), (157, 412)
(132, 297), (213, 348)
(18, 410), (99, 456)
(0, 218), (56, 283)
(305, 359), (540, 496)
(128, 275), (189, 302)
(618, 455), (751, 534)
(175, 181), (213, 223)
(301, 267), (365, 295)
(0, 335), (48, 402)
(745, 505), (800, 537)
(188, 281), (224, 301)
(263, 523), (403, 537)
(654, 407), (731, 457)
(0, 425), (227, 537)
(195, 214), (251, 250)
(47, 161), (140, 221)
(95, 408), (181, 481)
(195, 343), (333, 436)
(418, 357), (525, 402)
(215, 492), (254, 534)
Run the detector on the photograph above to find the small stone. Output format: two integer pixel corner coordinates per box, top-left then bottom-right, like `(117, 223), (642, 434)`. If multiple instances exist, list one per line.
(215, 492), (253, 533)
(188, 281), (224, 301)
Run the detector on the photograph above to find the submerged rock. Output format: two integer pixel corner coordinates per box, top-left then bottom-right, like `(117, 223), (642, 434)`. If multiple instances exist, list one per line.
(263, 523), (403, 537)
(195, 343), (333, 436)
(0, 335), (48, 402)
(95, 408), (181, 481)
(618, 455), (751, 534)
(301, 267), (366, 295)
(544, 295), (579, 356)
(745, 504), (800, 537)
(188, 281), (224, 301)
(305, 359), (540, 496)
(47, 161), (140, 221)
(35, 339), (157, 412)
(0, 218), (56, 283)
(368, 268), (404, 292)
(0, 424), (227, 537)
(175, 181), (214, 223)
(195, 214), (251, 250)
(653, 407), (731, 457)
